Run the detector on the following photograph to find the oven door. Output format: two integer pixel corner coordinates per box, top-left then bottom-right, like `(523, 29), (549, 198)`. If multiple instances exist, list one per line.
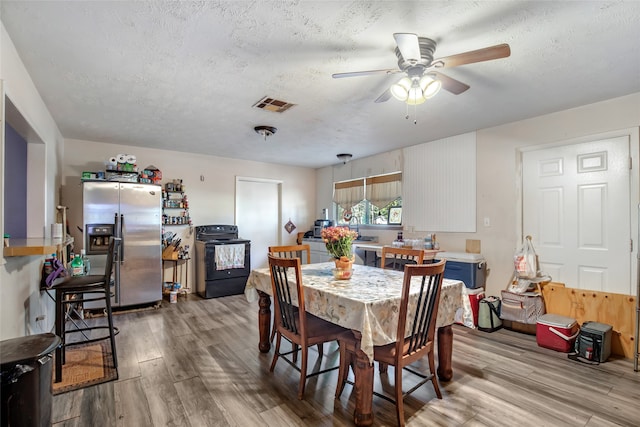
(204, 243), (251, 280)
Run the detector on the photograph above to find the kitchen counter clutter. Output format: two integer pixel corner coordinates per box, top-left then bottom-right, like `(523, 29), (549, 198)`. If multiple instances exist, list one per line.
(303, 237), (445, 267)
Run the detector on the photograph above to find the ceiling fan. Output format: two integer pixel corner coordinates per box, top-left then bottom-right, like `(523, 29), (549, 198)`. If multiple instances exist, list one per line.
(332, 33), (510, 105)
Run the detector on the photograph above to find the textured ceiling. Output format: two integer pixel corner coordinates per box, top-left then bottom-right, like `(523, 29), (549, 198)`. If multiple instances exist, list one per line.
(2, 1), (639, 168)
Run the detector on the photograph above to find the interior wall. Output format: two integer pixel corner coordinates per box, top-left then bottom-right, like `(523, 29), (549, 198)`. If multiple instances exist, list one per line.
(473, 93), (640, 297)
(316, 92), (640, 298)
(61, 138), (317, 290)
(1, 23), (65, 340)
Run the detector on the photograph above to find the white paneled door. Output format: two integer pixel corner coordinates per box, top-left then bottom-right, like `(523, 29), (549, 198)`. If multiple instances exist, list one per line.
(523, 136), (631, 294)
(236, 178), (281, 269)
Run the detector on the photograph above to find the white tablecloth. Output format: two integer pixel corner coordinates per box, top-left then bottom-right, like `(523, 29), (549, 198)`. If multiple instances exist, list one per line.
(245, 262), (463, 363)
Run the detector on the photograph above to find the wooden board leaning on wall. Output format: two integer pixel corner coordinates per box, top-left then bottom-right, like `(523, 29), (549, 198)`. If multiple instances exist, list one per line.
(541, 283), (636, 359)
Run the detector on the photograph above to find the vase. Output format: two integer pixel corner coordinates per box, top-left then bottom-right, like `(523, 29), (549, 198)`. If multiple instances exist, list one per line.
(333, 256), (354, 280)
(334, 256), (354, 270)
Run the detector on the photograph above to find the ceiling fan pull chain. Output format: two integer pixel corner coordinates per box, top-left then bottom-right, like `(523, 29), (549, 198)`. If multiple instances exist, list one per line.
(405, 103), (410, 121)
(414, 103), (418, 125)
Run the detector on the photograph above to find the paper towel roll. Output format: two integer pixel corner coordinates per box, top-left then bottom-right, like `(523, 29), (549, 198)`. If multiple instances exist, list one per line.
(51, 223), (63, 239)
(126, 155), (136, 164)
(117, 154), (127, 163)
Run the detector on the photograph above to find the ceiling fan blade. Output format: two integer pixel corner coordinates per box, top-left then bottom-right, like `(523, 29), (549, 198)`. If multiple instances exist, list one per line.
(374, 89), (391, 103)
(431, 71), (470, 95)
(432, 43), (511, 69)
(332, 69), (401, 79)
(393, 33), (421, 62)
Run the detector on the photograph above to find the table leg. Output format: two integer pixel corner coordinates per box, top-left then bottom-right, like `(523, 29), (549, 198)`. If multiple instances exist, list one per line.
(257, 290), (271, 353)
(437, 325), (454, 381)
(353, 348), (374, 426)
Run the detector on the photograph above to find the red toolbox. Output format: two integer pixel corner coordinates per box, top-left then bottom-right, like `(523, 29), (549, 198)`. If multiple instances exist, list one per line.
(536, 314), (579, 352)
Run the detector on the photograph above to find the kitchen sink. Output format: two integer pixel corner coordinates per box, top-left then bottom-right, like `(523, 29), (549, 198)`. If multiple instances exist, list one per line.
(354, 236), (377, 242)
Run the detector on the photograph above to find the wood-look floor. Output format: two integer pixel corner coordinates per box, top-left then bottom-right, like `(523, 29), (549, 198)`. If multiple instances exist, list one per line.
(52, 294), (640, 426)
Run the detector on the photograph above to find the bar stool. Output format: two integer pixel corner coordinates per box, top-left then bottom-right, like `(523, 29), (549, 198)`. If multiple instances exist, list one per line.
(51, 237), (120, 383)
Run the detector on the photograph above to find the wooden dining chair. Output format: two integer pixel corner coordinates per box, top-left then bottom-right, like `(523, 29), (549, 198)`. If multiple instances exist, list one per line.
(380, 246), (425, 270)
(268, 255), (347, 399)
(267, 244), (312, 342)
(335, 260), (447, 427)
(268, 244), (311, 264)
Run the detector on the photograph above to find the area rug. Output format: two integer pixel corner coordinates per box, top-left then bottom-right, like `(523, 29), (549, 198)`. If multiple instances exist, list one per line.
(52, 340), (117, 395)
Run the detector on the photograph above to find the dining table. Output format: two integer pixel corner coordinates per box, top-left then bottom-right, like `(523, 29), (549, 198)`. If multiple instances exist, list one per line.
(245, 262), (463, 426)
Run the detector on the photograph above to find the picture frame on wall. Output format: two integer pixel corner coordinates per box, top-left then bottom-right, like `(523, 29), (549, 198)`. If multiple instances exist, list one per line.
(388, 206), (402, 225)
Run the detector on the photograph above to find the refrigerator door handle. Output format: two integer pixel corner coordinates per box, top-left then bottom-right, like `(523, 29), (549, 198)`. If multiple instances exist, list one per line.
(120, 214), (124, 263)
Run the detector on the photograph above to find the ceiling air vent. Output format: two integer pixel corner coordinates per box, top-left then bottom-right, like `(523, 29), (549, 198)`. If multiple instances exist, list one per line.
(252, 96), (296, 113)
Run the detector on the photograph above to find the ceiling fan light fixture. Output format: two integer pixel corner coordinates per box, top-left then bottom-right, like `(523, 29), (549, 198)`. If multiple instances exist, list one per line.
(406, 80), (426, 105)
(390, 77), (411, 101)
(420, 75), (442, 99)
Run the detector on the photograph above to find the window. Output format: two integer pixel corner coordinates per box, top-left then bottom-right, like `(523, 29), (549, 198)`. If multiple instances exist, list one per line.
(334, 172), (402, 226)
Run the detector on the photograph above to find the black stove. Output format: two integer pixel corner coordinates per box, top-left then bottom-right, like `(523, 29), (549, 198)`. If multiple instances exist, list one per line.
(194, 225), (251, 298)
(195, 224), (250, 244)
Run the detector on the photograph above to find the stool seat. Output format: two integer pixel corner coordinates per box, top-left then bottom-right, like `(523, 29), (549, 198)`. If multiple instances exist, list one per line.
(53, 275), (114, 290)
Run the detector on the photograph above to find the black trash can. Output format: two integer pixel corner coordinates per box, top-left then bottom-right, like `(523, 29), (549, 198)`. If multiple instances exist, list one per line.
(1, 333), (60, 427)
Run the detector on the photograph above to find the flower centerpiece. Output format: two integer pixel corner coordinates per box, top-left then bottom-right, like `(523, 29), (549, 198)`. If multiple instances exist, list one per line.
(321, 226), (358, 270)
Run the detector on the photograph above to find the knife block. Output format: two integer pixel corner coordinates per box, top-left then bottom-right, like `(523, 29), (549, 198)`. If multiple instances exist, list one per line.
(162, 246), (179, 260)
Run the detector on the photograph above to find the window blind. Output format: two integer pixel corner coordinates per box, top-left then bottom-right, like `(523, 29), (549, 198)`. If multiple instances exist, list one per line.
(333, 178), (365, 211)
(365, 172), (402, 208)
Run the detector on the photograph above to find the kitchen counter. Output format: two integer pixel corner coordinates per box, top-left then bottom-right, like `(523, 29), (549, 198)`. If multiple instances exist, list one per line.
(354, 243), (441, 267)
(3, 236), (74, 264)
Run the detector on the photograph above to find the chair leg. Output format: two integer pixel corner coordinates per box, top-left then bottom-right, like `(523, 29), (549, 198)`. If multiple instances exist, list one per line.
(54, 290), (64, 383)
(269, 333), (281, 372)
(103, 289), (118, 369)
(292, 343), (299, 363)
(395, 363), (405, 427)
(379, 362), (388, 373)
(316, 342), (324, 358)
(298, 345), (308, 400)
(428, 351), (442, 399)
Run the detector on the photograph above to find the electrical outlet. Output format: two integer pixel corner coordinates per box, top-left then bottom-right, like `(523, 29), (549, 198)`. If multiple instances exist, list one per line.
(483, 217), (491, 227)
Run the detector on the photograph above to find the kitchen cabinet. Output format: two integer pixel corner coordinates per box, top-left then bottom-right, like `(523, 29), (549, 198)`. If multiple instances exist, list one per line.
(303, 238), (358, 264)
(302, 238), (329, 263)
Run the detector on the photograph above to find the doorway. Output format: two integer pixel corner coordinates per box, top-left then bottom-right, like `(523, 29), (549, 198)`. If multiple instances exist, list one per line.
(235, 177), (281, 269)
(522, 134), (635, 294)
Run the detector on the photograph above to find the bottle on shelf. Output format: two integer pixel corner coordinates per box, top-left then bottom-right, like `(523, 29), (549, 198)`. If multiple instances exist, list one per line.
(81, 249), (91, 275)
(70, 253), (84, 276)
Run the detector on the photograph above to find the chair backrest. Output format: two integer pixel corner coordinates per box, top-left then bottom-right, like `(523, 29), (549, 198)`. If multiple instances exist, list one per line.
(268, 254), (307, 340)
(269, 244), (311, 265)
(103, 237), (121, 284)
(381, 246), (425, 270)
(396, 260), (446, 357)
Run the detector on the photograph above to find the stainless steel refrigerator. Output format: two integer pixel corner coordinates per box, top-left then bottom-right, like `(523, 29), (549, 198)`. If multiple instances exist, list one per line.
(83, 181), (162, 308)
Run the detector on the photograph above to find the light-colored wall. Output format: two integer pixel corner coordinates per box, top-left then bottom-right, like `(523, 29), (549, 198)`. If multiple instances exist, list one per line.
(61, 138), (317, 291)
(473, 93), (640, 297)
(1, 23), (65, 340)
(318, 93), (640, 298)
